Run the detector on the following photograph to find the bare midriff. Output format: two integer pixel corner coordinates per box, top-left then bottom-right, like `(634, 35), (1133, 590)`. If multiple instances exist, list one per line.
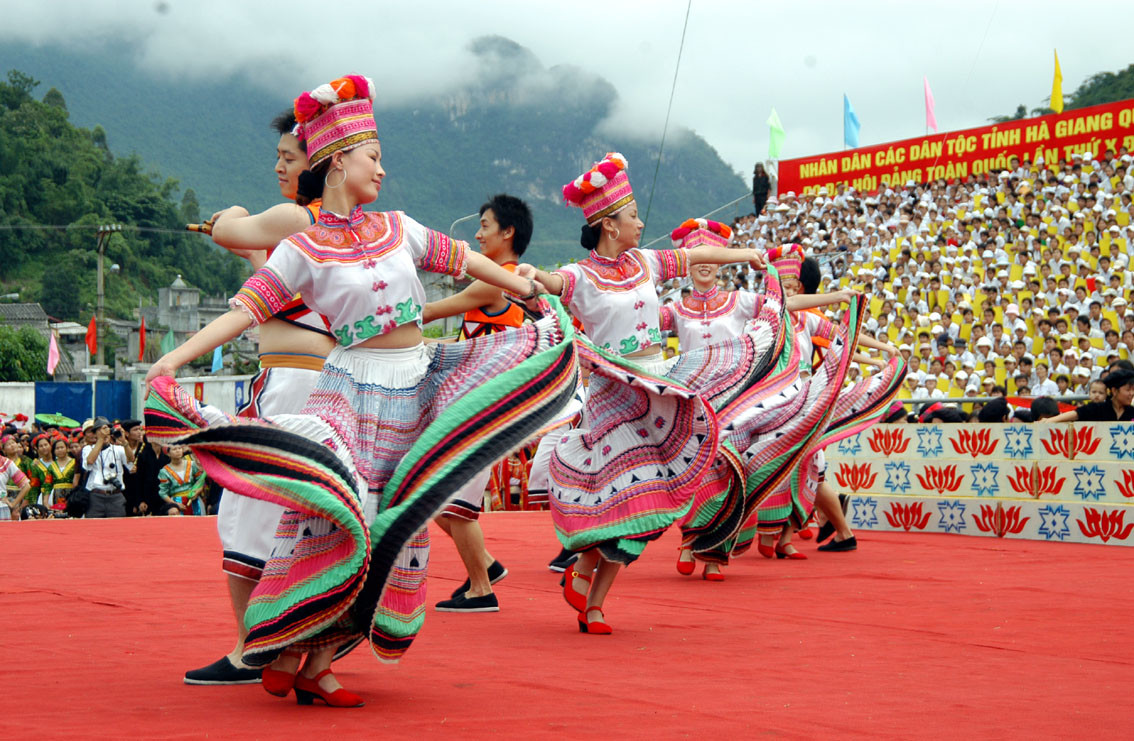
(258, 317), (336, 357)
(356, 323), (426, 350)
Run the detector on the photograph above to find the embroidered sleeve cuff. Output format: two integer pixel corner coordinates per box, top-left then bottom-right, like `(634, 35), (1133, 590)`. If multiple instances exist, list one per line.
(420, 230), (469, 278)
(659, 306), (674, 332)
(656, 248), (690, 281)
(555, 268), (577, 308)
(230, 267), (293, 325)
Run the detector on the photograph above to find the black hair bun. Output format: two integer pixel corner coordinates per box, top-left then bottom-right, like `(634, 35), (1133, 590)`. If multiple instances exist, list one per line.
(296, 170), (322, 204)
(580, 223), (600, 251)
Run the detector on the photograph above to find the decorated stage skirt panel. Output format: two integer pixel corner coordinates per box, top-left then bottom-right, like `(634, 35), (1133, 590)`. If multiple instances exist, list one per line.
(827, 423), (1134, 547)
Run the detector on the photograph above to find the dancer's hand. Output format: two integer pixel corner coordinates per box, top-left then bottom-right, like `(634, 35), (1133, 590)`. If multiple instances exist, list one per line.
(516, 263), (536, 280)
(523, 280), (549, 311)
(144, 356), (179, 398)
(748, 250), (767, 270)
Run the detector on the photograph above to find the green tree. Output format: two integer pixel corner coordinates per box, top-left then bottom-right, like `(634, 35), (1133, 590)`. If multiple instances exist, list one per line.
(0, 325), (49, 381)
(42, 86), (66, 111)
(0, 68), (246, 324)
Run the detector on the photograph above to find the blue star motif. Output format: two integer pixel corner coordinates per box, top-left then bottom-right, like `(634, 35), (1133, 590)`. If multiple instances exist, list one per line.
(969, 462), (1000, 497)
(937, 500), (967, 533)
(916, 427), (943, 457)
(883, 461), (911, 494)
(837, 433), (862, 456)
(851, 496), (878, 527)
(1072, 464), (1106, 501)
(1037, 504), (1071, 541)
(1108, 425), (1134, 461)
(1003, 425), (1033, 460)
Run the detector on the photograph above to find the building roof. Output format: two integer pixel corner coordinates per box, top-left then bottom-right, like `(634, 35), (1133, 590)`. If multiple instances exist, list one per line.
(0, 303), (49, 324)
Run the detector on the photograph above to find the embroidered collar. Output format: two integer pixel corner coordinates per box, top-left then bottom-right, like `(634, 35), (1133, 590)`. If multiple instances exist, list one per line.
(589, 249), (631, 266)
(317, 205), (366, 229)
(690, 286), (719, 301)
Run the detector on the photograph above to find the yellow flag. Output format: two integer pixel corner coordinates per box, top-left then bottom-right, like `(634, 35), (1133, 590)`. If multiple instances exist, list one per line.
(1051, 49), (1064, 114)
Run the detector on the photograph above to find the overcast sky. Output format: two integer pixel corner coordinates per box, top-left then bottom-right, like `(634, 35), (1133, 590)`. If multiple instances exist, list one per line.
(6, 0), (1134, 177)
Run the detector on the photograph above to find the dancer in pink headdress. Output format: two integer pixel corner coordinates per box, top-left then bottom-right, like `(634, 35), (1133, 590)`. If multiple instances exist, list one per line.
(520, 153), (788, 633)
(145, 75), (579, 706)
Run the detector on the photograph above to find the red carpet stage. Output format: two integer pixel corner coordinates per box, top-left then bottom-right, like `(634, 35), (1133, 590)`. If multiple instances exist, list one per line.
(2, 513), (1131, 739)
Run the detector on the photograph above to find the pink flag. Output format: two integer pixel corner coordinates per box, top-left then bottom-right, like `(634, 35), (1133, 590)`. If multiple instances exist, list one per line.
(924, 76), (938, 133)
(47, 332), (60, 375)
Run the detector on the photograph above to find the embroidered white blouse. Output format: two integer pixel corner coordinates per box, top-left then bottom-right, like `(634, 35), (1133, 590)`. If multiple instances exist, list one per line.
(555, 248), (689, 354)
(659, 286), (763, 352)
(232, 207), (468, 348)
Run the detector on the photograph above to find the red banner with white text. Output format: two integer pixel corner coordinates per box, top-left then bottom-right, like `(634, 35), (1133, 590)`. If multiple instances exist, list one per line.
(776, 98), (1134, 196)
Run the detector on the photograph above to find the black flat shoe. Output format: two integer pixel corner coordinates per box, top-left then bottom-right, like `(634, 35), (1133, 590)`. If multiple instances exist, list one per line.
(450, 560), (508, 598)
(817, 535), (857, 552)
(816, 521), (836, 544)
(548, 548), (579, 573)
(435, 592), (500, 613)
(184, 656), (262, 686)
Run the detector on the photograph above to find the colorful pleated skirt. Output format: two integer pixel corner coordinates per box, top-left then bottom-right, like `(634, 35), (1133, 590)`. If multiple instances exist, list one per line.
(548, 272), (793, 565)
(145, 299), (578, 666)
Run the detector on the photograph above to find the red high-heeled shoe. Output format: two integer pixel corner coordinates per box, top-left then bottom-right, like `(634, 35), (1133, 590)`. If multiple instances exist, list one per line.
(676, 545), (695, 575)
(261, 652), (301, 697)
(294, 669), (364, 708)
(757, 539), (776, 559)
(564, 566), (592, 612)
(261, 666), (298, 697)
(775, 544), (807, 560)
(702, 564), (725, 582)
(577, 607), (613, 635)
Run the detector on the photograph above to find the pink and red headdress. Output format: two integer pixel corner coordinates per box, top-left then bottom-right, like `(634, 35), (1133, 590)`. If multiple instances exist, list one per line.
(293, 75), (378, 168)
(670, 218), (732, 249)
(766, 243), (804, 280)
(562, 153), (634, 226)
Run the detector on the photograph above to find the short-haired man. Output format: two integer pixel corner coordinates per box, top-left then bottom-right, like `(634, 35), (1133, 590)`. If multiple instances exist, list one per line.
(422, 194), (535, 612)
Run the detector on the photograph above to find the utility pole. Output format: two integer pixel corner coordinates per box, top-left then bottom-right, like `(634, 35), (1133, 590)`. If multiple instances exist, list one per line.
(95, 224), (122, 368)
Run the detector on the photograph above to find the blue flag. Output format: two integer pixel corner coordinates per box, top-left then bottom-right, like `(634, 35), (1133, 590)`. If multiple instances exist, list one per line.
(843, 94), (861, 148)
(211, 345), (223, 373)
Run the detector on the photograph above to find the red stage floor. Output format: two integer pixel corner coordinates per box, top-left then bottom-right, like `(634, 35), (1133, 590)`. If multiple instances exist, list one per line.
(2, 513), (1131, 739)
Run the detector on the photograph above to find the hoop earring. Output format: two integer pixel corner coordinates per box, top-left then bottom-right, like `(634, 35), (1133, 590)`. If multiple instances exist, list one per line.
(325, 167), (347, 189)
(610, 228), (621, 242)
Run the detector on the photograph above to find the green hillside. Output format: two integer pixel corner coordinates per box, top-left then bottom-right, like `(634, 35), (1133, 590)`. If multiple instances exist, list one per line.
(0, 37), (749, 270)
(0, 70), (245, 323)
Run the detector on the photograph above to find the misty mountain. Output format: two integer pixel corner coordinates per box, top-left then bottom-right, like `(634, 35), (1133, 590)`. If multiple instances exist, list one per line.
(0, 37), (749, 266)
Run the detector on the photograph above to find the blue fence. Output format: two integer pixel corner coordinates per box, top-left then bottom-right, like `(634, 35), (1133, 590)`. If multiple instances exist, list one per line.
(34, 381), (131, 423)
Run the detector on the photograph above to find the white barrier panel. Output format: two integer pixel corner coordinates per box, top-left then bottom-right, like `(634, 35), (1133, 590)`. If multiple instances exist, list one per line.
(827, 423), (1134, 547)
(0, 382), (36, 423)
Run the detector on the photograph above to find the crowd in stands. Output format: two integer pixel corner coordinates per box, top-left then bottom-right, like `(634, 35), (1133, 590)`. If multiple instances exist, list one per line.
(0, 418), (215, 521)
(713, 149), (1134, 407)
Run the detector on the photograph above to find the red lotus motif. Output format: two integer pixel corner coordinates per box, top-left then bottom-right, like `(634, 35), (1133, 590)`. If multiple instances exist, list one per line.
(834, 462), (877, 492)
(949, 428), (999, 458)
(1115, 470), (1134, 499)
(972, 503), (1030, 537)
(915, 464), (964, 494)
(1041, 425), (1100, 459)
(884, 501), (932, 531)
(1076, 508), (1134, 543)
(868, 428), (909, 456)
(1006, 464), (1066, 499)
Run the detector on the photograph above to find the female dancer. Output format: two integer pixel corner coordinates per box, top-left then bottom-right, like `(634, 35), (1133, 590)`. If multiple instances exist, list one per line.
(754, 248), (904, 558)
(27, 434), (54, 508)
(519, 154), (779, 633)
(0, 435), (30, 520)
(662, 221), (854, 578)
(145, 75), (577, 705)
(48, 438), (79, 512)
